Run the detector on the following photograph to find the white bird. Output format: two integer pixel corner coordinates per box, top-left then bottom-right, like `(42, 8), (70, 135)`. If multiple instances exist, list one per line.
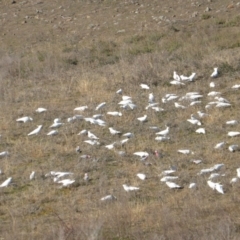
(67, 117), (75, 123)
(215, 96), (229, 103)
(228, 131), (240, 137)
(95, 119), (107, 127)
(189, 183), (196, 189)
(197, 111), (208, 118)
(140, 83), (150, 89)
(0, 177), (12, 187)
(133, 152), (149, 159)
(137, 173), (146, 180)
(122, 95), (132, 101)
(57, 179), (75, 187)
(236, 168), (240, 178)
(52, 118), (60, 123)
(109, 127), (121, 135)
(174, 102), (186, 109)
(88, 131), (99, 140)
(133, 151), (149, 158)
(74, 106), (88, 111)
(190, 101), (202, 106)
(118, 98), (132, 106)
(208, 91), (221, 97)
(179, 75), (189, 81)
(230, 178), (238, 184)
(78, 129), (88, 135)
(184, 92), (200, 97)
(95, 102), (106, 111)
(105, 142), (116, 150)
(226, 120), (238, 125)
(152, 107), (164, 112)
(156, 126), (169, 136)
(148, 93), (155, 103)
(74, 115), (84, 120)
(165, 181), (183, 189)
(92, 114), (104, 119)
(191, 113), (198, 120)
(210, 82), (215, 88)
(213, 164), (224, 171)
(16, 116), (33, 123)
(76, 146), (81, 153)
(163, 94), (179, 102)
(107, 111), (122, 117)
(122, 184), (139, 192)
(188, 94), (203, 101)
(36, 107), (47, 113)
(187, 72), (196, 81)
(191, 159), (202, 164)
(214, 142), (225, 149)
(149, 126), (160, 131)
(178, 149), (192, 155)
(101, 195), (117, 201)
(137, 115), (147, 122)
(80, 154), (91, 159)
(207, 180), (216, 190)
(0, 151), (9, 158)
(145, 103), (159, 110)
(30, 171), (35, 180)
(120, 102), (137, 110)
(187, 119), (201, 126)
(160, 176), (178, 182)
(173, 71), (180, 81)
(215, 183), (224, 194)
(84, 118), (97, 124)
(122, 132), (134, 138)
(28, 125), (42, 136)
(208, 173), (220, 180)
(216, 102), (231, 108)
(196, 128), (205, 134)
(232, 84), (240, 89)
(180, 72), (196, 82)
(47, 130), (58, 136)
(120, 138), (129, 145)
(50, 172), (74, 182)
(50, 122), (63, 128)
(84, 117), (97, 124)
(210, 67), (218, 78)
(84, 140), (100, 146)
(155, 136), (170, 141)
(52, 172), (73, 180)
(83, 173), (89, 181)
(170, 80), (185, 86)
(161, 170), (176, 175)
(228, 145), (238, 152)
(116, 89), (122, 94)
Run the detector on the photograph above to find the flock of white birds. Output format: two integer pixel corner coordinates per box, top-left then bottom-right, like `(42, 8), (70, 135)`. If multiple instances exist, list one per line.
(1, 67), (240, 200)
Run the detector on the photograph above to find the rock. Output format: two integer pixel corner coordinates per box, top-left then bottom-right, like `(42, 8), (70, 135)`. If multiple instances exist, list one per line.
(87, 24), (95, 29)
(205, 7), (211, 12)
(192, 11), (198, 17)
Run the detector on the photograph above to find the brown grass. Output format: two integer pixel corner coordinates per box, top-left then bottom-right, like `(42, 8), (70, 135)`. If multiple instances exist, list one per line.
(1, 0), (240, 239)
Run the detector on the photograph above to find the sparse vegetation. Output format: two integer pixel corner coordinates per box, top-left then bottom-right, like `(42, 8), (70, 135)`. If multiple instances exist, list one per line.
(1, 0), (240, 239)
(202, 14), (211, 20)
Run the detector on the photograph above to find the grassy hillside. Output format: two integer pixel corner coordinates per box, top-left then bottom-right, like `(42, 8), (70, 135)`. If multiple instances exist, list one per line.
(1, 0), (240, 239)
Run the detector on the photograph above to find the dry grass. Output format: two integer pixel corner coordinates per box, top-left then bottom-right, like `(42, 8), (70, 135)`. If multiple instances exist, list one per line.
(1, 0), (240, 239)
